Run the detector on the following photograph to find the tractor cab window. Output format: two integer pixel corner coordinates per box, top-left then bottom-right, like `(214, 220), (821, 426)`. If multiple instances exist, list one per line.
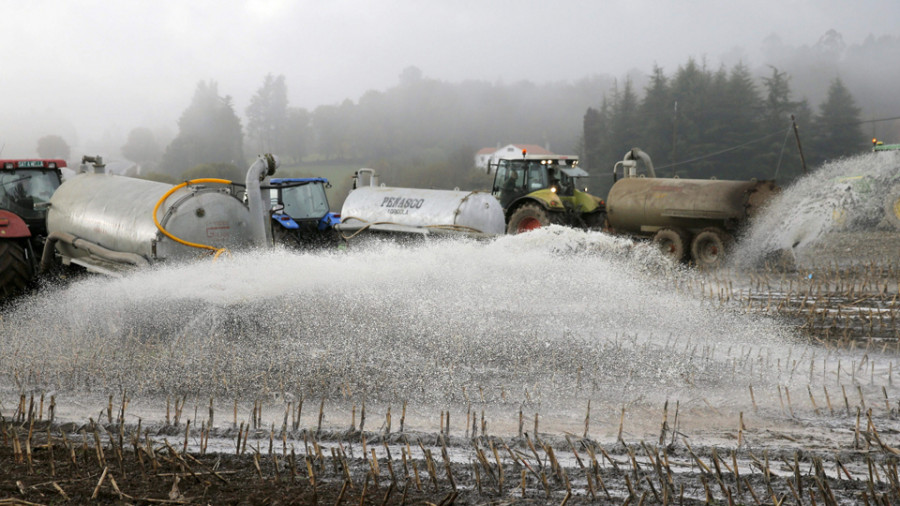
(0, 169), (61, 219)
(556, 170), (576, 196)
(494, 162), (527, 205)
(280, 183), (330, 220)
(526, 162), (548, 191)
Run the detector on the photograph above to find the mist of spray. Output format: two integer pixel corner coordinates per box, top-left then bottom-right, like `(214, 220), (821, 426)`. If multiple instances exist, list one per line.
(732, 151), (900, 268)
(0, 225), (812, 422)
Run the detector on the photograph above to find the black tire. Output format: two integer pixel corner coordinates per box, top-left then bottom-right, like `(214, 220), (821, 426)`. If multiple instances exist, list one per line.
(0, 240), (35, 299)
(583, 211), (607, 231)
(884, 185), (900, 231)
(690, 227), (730, 267)
(652, 228), (690, 262)
(507, 203), (552, 234)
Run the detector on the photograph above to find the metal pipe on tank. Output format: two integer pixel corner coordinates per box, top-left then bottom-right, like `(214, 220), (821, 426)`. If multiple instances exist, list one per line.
(80, 155), (106, 174)
(41, 231), (149, 273)
(353, 168), (378, 189)
(622, 148), (656, 178)
(245, 154), (279, 246)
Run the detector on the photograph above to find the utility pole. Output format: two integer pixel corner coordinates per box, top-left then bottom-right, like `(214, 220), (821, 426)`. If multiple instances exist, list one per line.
(671, 101), (678, 177)
(791, 115), (808, 175)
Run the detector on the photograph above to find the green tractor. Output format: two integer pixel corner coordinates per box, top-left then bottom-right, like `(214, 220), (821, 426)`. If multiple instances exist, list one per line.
(488, 152), (606, 234)
(873, 138), (900, 153)
(830, 138), (900, 231)
(873, 138), (900, 230)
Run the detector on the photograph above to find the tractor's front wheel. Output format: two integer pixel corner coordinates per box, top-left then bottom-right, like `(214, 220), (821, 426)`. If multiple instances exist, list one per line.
(507, 203), (552, 234)
(0, 240), (35, 300)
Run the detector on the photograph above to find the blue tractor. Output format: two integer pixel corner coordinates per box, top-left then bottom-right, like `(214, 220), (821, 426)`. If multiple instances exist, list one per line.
(263, 177), (342, 248)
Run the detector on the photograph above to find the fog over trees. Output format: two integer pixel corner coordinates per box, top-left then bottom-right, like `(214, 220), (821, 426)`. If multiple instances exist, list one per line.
(21, 30), (900, 191)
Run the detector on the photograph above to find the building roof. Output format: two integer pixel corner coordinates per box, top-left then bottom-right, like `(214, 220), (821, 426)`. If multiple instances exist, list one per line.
(476, 144), (554, 156)
(512, 144), (552, 155)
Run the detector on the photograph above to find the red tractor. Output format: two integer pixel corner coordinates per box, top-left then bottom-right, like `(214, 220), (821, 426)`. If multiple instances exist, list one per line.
(0, 159), (65, 299)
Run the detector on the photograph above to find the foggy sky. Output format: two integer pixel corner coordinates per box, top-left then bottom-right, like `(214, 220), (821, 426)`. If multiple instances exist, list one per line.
(3, 0), (899, 157)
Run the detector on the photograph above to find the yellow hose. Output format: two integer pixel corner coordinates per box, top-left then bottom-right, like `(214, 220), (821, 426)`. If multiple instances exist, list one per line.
(153, 178), (234, 259)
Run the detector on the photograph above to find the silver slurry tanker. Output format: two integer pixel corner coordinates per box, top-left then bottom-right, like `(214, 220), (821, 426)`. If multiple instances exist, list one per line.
(337, 169), (506, 238)
(42, 154), (278, 276)
(605, 148), (779, 266)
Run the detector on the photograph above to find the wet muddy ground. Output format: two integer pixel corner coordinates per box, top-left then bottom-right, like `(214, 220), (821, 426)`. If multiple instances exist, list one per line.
(3, 405), (900, 505)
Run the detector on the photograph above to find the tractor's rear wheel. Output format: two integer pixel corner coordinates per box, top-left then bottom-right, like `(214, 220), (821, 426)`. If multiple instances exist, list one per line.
(652, 228), (690, 262)
(507, 203), (552, 234)
(884, 185), (900, 231)
(690, 227), (731, 267)
(0, 240), (35, 299)
(583, 211), (607, 231)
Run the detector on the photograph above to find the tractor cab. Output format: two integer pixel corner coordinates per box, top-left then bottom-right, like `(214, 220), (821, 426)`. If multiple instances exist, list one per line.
(0, 159), (65, 234)
(491, 154), (585, 209)
(263, 177), (341, 247)
(0, 159), (66, 299)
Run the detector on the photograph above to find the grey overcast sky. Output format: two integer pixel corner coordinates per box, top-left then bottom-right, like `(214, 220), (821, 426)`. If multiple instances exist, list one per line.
(3, 0), (899, 154)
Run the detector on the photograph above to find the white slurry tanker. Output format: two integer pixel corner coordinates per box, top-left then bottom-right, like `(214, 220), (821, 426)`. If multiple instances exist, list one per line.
(336, 168), (506, 239)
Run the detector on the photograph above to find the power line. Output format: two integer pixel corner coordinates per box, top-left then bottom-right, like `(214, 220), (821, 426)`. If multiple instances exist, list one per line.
(820, 114), (900, 128)
(860, 115), (900, 125)
(654, 127), (789, 171)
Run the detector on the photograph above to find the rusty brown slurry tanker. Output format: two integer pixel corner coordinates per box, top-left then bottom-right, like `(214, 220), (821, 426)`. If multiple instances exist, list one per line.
(604, 148), (779, 266)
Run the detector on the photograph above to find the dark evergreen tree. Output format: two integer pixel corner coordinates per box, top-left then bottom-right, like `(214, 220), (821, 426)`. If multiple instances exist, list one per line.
(246, 74), (289, 154)
(36, 135), (70, 159)
(667, 58), (712, 177)
(161, 81), (245, 175)
(280, 107), (312, 164)
(761, 67), (794, 133)
(121, 127), (162, 168)
(687, 65), (730, 178)
(610, 80), (640, 151)
(582, 98), (611, 171)
(637, 65), (673, 170)
(760, 67), (809, 181)
(810, 77), (865, 163)
(716, 62), (765, 179)
(312, 100), (356, 161)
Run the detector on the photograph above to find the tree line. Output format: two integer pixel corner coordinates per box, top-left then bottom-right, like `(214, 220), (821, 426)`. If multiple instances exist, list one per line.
(88, 52), (884, 194)
(117, 67), (605, 185)
(582, 59), (866, 196)
(34, 28), (900, 192)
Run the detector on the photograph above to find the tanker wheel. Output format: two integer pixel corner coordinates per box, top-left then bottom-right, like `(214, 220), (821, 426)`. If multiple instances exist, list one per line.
(690, 227), (731, 268)
(884, 185), (900, 231)
(0, 240), (35, 299)
(652, 228), (690, 262)
(507, 203), (552, 234)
